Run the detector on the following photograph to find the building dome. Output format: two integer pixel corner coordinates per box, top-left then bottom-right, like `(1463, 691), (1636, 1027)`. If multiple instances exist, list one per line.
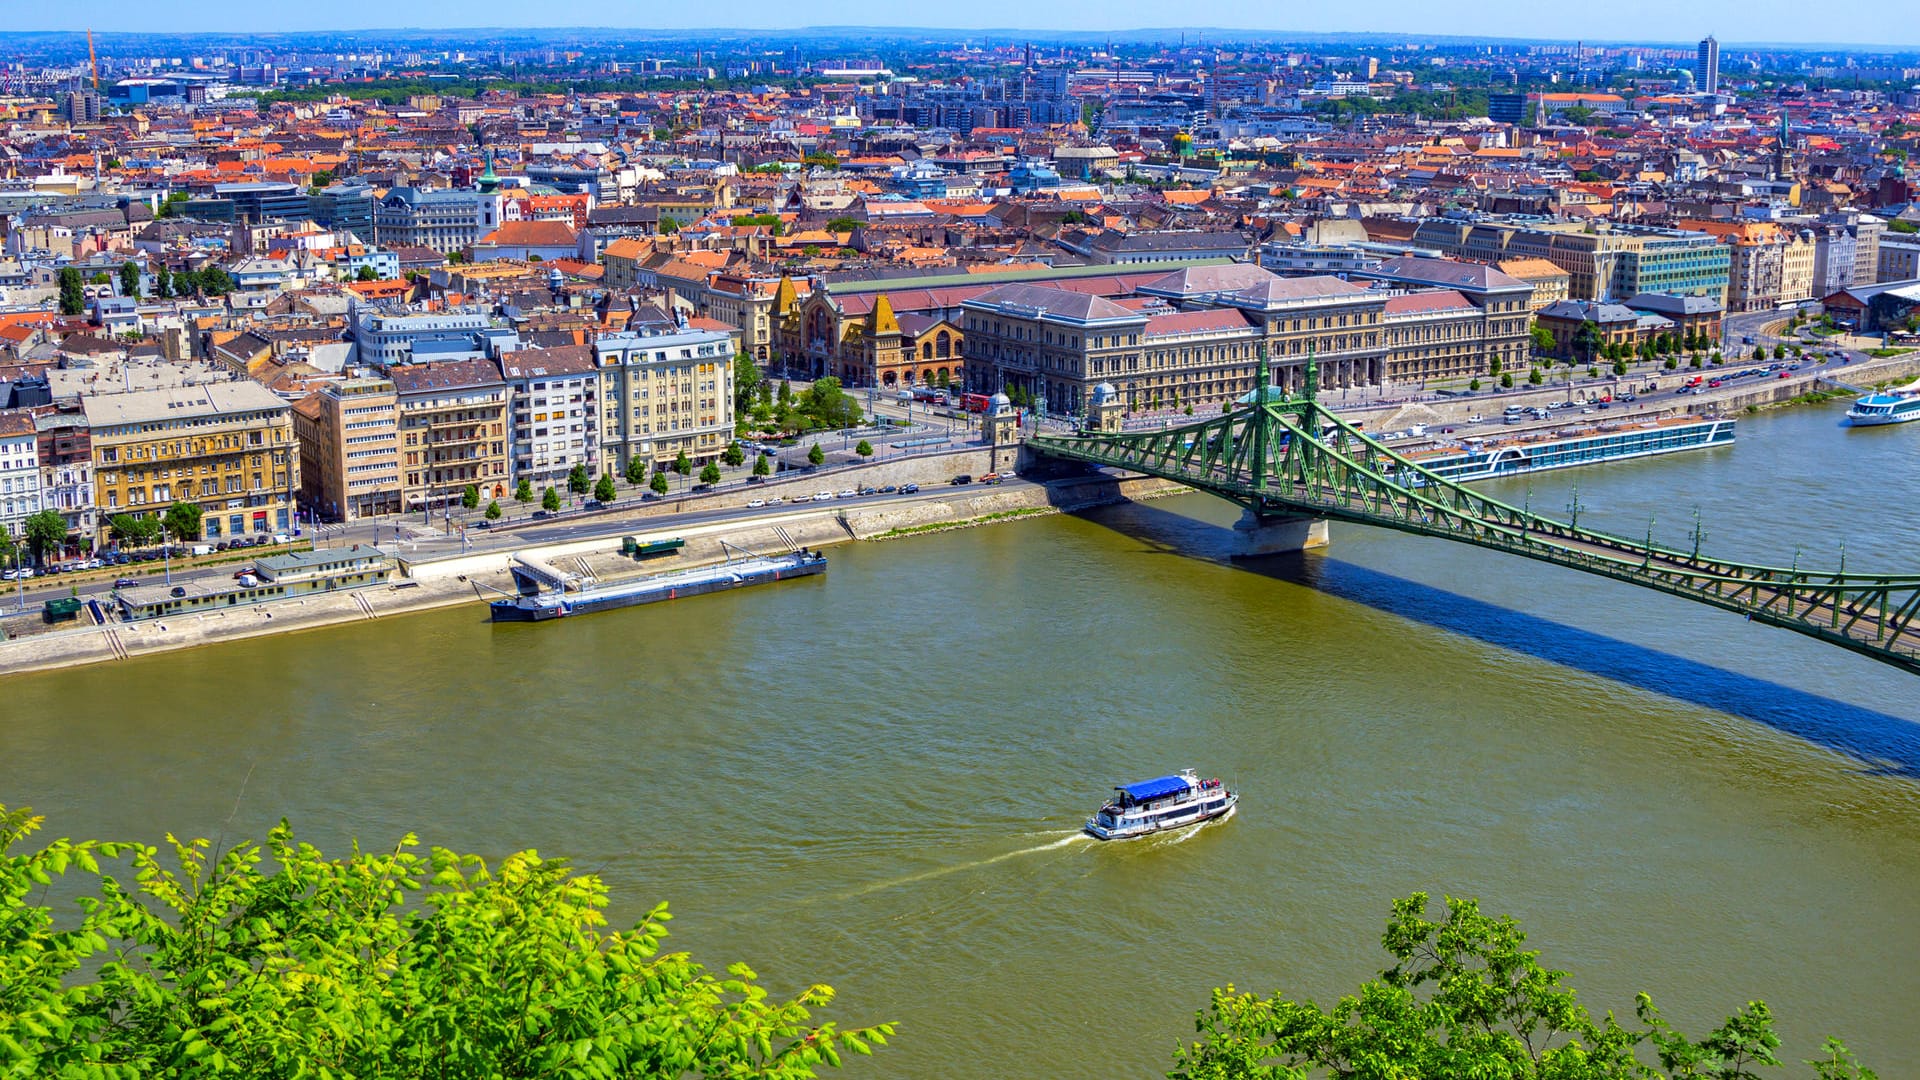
(989, 391), (1012, 408)
(1091, 382), (1118, 404)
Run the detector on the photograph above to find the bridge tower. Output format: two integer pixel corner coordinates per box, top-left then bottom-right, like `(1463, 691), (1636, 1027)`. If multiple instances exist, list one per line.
(984, 390), (1019, 472)
(1234, 347), (1330, 557)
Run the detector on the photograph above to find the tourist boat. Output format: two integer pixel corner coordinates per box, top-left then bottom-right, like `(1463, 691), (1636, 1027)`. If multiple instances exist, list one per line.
(1398, 416), (1736, 486)
(1846, 386), (1920, 426)
(1084, 769), (1236, 841)
(489, 549), (826, 622)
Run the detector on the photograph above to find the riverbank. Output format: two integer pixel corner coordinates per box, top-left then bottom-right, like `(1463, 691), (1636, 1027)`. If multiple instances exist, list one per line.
(0, 471), (1179, 678)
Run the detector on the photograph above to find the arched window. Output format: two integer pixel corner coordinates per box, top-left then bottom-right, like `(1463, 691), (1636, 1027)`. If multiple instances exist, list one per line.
(936, 331), (952, 358)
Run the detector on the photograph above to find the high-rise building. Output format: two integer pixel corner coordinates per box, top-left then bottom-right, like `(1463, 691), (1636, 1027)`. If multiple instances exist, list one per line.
(1696, 36), (1720, 95)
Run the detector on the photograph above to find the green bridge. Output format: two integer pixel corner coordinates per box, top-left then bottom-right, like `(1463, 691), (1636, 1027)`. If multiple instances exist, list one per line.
(1026, 355), (1920, 678)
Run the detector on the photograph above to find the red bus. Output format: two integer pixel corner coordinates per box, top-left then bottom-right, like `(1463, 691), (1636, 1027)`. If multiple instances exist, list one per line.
(960, 393), (992, 413)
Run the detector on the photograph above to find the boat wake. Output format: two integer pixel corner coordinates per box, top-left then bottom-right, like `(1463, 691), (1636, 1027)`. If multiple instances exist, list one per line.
(836, 831), (1092, 899)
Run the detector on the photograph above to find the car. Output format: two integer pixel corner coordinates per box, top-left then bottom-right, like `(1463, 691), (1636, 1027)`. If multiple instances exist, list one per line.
(1580, 407), (1594, 414)
(271, 533), (291, 545)
(1466, 414), (1484, 423)
(169, 586), (187, 598)
(1778, 370), (1792, 378)
(1618, 393), (1637, 402)
(1708, 380), (1723, 388)
(1788, 363), (1802, 370)
(859, 486), (877, 496)
(978, 472), (1001, 483)
(531, 510), (551, 519)
(1596, 402), (1611, 409)
(113, 577), (138, 589)
(473, 520), (491, 529)
(84, 558), (103, 570)
(951, 475), (973, 485)
(880, 484), (898, 494)
(746, 475), (766, 484)
(901, 483), (920, 494)
(584, 499), (605, 510)
(691, 483), (712, 493)
(837, 489), (858, 499)
(747, 498), (767, 509)
(815, 491), (834, 501)
(766, 497), (785, 506)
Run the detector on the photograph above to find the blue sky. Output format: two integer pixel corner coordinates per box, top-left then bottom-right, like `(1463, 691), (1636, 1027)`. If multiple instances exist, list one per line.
(10, 0), (1911, 48)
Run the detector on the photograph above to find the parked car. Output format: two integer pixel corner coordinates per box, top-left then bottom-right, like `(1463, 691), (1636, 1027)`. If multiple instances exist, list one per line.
(746, 475), (766, 484)
(951, 475), (973, 485)
(837, 489), (858, 499)
(858, 486), (877, 496)
(690, 483), (713, 493)
(583, 499), (604, 510)
(113, 577), (138, 589)
(880, 485), (898, 494)
(766, 497), (785, 506)
(747, 499), (767, 509)
(901, 483), (920, 494)
(531, 510), (551, 519)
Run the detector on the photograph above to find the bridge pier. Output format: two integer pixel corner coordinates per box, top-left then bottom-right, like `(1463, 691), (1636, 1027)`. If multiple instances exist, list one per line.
(1232, 509), (1329, 557)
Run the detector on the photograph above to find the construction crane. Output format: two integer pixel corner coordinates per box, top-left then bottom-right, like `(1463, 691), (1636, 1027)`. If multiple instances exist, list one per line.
(87, 29), (98, 90)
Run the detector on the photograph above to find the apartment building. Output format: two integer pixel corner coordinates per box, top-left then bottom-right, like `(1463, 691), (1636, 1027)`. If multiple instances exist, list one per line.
(35, 408), (95, 546)
(0, 409), (42, 542)
(1409, 219), (1729, 304)
(499, 345), (600, 488)
(351, 307), (493, 368)
(594, 326), (737, 474)
(293, 376), (403, 522)
(389, 360), (511, 511)
(84, 382), (298, 544)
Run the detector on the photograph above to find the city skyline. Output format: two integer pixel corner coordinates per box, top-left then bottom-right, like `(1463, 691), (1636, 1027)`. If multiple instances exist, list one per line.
(6, 2), (1917, 49)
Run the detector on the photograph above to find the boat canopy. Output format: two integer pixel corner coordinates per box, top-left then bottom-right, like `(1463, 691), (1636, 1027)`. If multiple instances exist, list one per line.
(1120, 775), (1193, 802)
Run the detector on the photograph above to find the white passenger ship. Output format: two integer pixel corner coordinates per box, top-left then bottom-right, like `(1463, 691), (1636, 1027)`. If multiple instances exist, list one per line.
(1084, 770), (1236, 841)
(1846, 383), (1920, 426)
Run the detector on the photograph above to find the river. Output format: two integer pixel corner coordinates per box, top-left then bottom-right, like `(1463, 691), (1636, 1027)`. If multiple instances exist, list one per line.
(5, 400), (1920, 1077)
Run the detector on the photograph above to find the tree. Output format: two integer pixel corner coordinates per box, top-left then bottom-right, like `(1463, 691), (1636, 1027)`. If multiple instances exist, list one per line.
(753, 451), (772, 477)
(160, 501), (203, 542)
(57, 267), (85, 315)
(658, 216), (681, 234)
(700, 461), (723, 485)
(484, 499), (502, 520)
(778, 379), (794, 406)
(515, 477), (534, 503)
(594, 472), (617, 502)
(541, 486), (562, 512)
(1469, 378), (1482, 391)
(854, 439), (874, 458)
(826, 216), (862, 232)
(22, 510), (69, 564)
(0, 524), (12, 561)
(1613, 358), (1629, 376)
(108, 513), (159, 548)
(118, 260), (140, 300)
(734, 352), (762, 413)
(1501, 371), (1515, 388)
(1530, 324), (1556, 355)
(1753, 345), (1767, 363)
(673, 449), (693, 476)
(0, 805), (892, 1078)
(567, 462), (591, 495)
(356, 265), (380, 281)
(1773, 343), (1787, 360)
(723, 441), (746, 467)
(807, 442), (825, 466)
(1170, 891), (1869, 1080)
(650, 470), (671, 496)
(154, 267), (172, 298)
(1529, 366), (1544, 385)
(461, 484), (481, 510)
(1573, 320), (1604, 366)
(624, 456), (647, 485)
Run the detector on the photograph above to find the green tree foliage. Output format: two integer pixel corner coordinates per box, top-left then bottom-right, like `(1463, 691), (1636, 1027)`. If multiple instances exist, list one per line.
(1469, 378), (1482, 391)
(0, 523), (13, 560)
(108, 513), (160, 548)
(803, 377), (862, 430)
(1614, 358), (1630, 376)
(118, 260), (141, 299)
(673, 449), (693, 476)
(778, 379), (794, 406)
(23, 510), (70, 562)
(650, 470), (671, 496)
(0, 805), (891, 1078)
(753, 452), (772, 477)
(568, 463), (591, 495)
(1753, 345), (1767, 362)
(356, 265), (380, 281)
(826, 216), (863, 233)
(802, 151), (840, 169)
(484, 499), (503, 521)
(735, 352), (763, 413)
(594, 472), (617, 503)
(515, 477), (535, 503)
(541, 486), (562, 512)
(154, 267), (173, 298)
(160, 501), (203, 542)
(462, 484), (481, 510)
(854, 439), (874, 458)
(1171, 892), (1871, 1080)
(1529, 367), (1544, 385)
(724, 442), (746, 467)
(658, 216), (681, 234)
(57, 267), (85, 315)
(624, 456), (647, 485)
(1501, 372), (1515, 388)
(700, 461), (723, 485)
(730, 213), (786, 236)
(807, 442), (825, 466)
(1531, 325), (1556, 354)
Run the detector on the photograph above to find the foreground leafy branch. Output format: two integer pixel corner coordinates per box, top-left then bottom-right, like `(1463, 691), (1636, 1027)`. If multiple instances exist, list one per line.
(1171, 892), (1874, 1080)
(0, 805), (892, 1078)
